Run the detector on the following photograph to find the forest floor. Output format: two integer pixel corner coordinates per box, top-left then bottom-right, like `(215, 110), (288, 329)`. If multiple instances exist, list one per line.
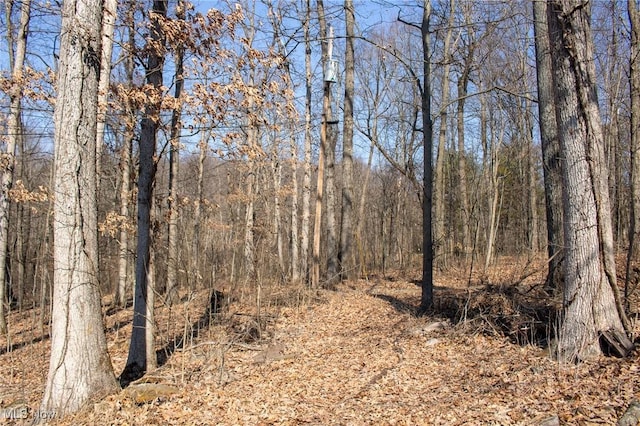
(1, 257), (640, 425)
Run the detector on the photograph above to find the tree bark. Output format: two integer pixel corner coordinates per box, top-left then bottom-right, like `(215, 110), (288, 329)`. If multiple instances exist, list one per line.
(547, 0), (631, 362)
(533, 0), (564, 293)
(339, 0), (355, 281)
(420, 0), (434, 312)
(41, 0), (119, 414)
(124, 0), (166, 381)
(116, 1), (136, 308)
(301, 0), (312, 285)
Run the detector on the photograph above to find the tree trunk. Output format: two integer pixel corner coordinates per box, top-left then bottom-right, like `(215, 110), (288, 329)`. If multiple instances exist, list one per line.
(317, 4), (338, 288)
(456, 67), (471, 260)
(324, 105), (338, 287)
(41, 0), (119, 414)
(603, 4), (624, 249)
(166, 2), (185, 306)
(0, 0), (30, 334)
(420, 0), (434, 312)
(116, 130), (132, 308)
(339, 0), (355, 281)
(533, 0), (564, 293)
(524, 98), (539, 253)
(95, 0), (117, 194)
(434, 0), (455, 271)
(627, 0), (640, 310)
(547, 0), (632, 362)
(272, 154), (285, 278)
(289, 124), (300, 282)
(312, 0), (333, 289)
(301, 0), (312, 285)
(192, 131), (208, 289)
(243, 136), (257, 280)
(311, 125), (324, 289)
(146, 205), (158, 371)
(116, 2), (136, 308)
(484, 118), (505, 273)
(356, 141), (375, 277)
(124, 0), (166, 381)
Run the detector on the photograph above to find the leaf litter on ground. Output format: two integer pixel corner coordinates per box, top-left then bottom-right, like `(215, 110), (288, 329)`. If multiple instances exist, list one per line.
(0, 257), (639, 425)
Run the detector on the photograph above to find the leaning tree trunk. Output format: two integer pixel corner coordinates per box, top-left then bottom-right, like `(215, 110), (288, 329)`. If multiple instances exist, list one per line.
(547, 0), (632, 362)
(41, 0), (119, 415)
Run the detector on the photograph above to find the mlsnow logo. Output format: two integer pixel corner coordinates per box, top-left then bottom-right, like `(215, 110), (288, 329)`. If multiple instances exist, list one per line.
(0, 406), (28, 419)
(33, 409), (57, 421)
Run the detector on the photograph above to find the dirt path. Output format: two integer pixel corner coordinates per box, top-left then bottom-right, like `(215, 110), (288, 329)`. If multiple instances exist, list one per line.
(3, 277), (640, 425)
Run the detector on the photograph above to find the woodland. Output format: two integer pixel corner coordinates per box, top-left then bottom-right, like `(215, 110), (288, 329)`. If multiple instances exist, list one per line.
(1, 0), (640, 424)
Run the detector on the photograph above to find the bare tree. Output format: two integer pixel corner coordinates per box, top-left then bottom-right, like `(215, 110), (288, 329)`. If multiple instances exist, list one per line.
(0, 0), (30, 333)
(41, 0), (119, 414)
(396, 0), (435, 311)
(547, 0), (632, 361)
